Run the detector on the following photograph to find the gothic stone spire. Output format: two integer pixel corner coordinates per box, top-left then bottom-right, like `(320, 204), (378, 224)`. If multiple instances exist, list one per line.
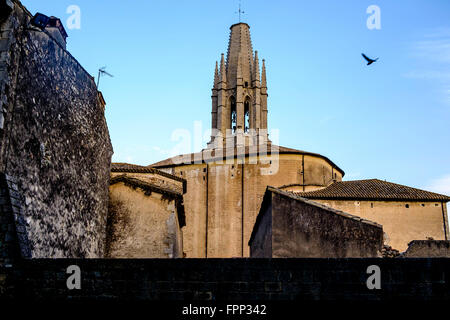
(208, 23), (269, 149)
(226, 23), (253, 88)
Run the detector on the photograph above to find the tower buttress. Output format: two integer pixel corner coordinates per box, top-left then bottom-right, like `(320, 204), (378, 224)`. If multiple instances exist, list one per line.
(216, 54), (228, 139)
(261, 59), (268, 130)
(211, 61), (219, 131)
(252, 51), (261, 133)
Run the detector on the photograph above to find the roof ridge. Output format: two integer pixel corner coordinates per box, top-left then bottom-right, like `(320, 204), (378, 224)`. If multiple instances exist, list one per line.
(110, 175), (182, 197)
(111, 162), (186, 184)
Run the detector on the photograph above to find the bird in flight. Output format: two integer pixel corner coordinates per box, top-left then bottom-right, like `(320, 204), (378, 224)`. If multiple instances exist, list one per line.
(361, 53), (378, 65)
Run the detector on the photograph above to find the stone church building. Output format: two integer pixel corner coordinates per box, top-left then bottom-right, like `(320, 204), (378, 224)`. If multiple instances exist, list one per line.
(150, 23), (347, 258)
(145, 22), (450, 257)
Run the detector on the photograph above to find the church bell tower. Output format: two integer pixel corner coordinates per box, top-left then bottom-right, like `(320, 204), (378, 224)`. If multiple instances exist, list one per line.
(207, 23), (269, 149)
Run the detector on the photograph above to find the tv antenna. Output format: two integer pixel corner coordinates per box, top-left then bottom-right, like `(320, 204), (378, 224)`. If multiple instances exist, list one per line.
(97, 66), (114, 89)
(235, 0), (245, 22)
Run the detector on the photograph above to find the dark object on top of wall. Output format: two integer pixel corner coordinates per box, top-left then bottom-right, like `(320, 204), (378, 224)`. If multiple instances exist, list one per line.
(30, 12), (50, 30)
(30, 13), (68, 48)
(47, 16), (68, 41)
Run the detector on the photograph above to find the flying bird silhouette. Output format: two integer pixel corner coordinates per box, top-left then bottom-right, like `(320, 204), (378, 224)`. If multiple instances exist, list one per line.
(361, 53), (378, 65)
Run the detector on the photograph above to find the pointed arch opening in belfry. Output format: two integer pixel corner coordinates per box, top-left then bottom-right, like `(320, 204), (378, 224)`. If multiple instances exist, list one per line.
(230, 96), (237, 134)
(244, 97), (250, 133)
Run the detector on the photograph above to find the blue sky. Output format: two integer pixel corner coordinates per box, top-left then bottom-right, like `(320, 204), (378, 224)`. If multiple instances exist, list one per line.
(22, 0), (450, 197)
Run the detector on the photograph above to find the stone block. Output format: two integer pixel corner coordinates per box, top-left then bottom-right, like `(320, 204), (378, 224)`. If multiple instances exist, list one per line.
(0, 39), (9, 52)
(264, 281), (282, 292)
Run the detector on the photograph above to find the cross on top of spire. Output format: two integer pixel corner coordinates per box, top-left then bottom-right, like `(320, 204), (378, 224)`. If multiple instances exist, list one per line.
(235, 0), (245, 22)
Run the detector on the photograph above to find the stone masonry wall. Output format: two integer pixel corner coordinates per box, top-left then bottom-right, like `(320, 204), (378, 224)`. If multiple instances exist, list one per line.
(0, 258), (449, 301)
(0, 173), (30, 265)
(0, 1), (113, 258)
(250, 189), (384, 258)
(107, 183), (183, 258)
(271, 191), (383, 258)
(403, 240), (450, 257)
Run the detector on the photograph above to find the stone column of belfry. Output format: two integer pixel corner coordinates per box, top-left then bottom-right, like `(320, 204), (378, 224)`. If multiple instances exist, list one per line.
(261, 59), (268, 140)
(211, 61), (219, 134)
(235, 52), (244, 146)
(252, 51), (261, 144)
(217, 53), (227, 144)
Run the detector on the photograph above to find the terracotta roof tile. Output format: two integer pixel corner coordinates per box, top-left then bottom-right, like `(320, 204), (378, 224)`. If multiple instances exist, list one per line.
(112, 162), (159, 173)
(110, 175), (182, 197)
(296, 179), (450, 202)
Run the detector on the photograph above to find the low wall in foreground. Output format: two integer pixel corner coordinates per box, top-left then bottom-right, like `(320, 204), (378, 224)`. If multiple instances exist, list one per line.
(0, 258), (449, 301)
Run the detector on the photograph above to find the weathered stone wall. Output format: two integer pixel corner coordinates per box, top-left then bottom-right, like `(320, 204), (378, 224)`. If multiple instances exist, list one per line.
(311, 199), (447, 252)
(166, 153), (342, 258)
(249, 201), (272, 258)
(403, 240), (450, 257)
(173, 163), (207, 258)
(0, 1), (113, 258)
(0, 173), (28, 265)
(107, 182), (183, 258)
(1, 258), (450, 301)
(250, 188), (384, 258)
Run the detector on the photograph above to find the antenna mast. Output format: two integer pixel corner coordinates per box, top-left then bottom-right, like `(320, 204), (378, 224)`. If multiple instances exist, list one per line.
(97, 66), (114, 89)
(236, 0), (245, 22)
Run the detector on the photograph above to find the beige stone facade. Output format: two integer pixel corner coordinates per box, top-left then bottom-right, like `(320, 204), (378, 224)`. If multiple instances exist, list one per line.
(153, 150), (343, 258)
(309, 199), (448, 252)
(293, 179), (450, 252)
(107, 183), (183, 258)
(106, 164), (186, 258)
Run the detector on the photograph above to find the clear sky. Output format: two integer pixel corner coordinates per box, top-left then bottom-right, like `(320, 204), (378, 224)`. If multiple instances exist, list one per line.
(21, 0), (450, 198)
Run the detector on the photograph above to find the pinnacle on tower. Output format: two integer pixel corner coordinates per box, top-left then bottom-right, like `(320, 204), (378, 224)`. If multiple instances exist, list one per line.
(261, 59), (267, 88)
(213, 61), (219, 88)
(220, 53), (227, 83)
(253, 50), (260, 83)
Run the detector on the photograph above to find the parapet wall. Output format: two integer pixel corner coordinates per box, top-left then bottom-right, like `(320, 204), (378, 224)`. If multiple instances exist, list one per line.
(0, 258), (449, 301)
(250, 188), (384, 258)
